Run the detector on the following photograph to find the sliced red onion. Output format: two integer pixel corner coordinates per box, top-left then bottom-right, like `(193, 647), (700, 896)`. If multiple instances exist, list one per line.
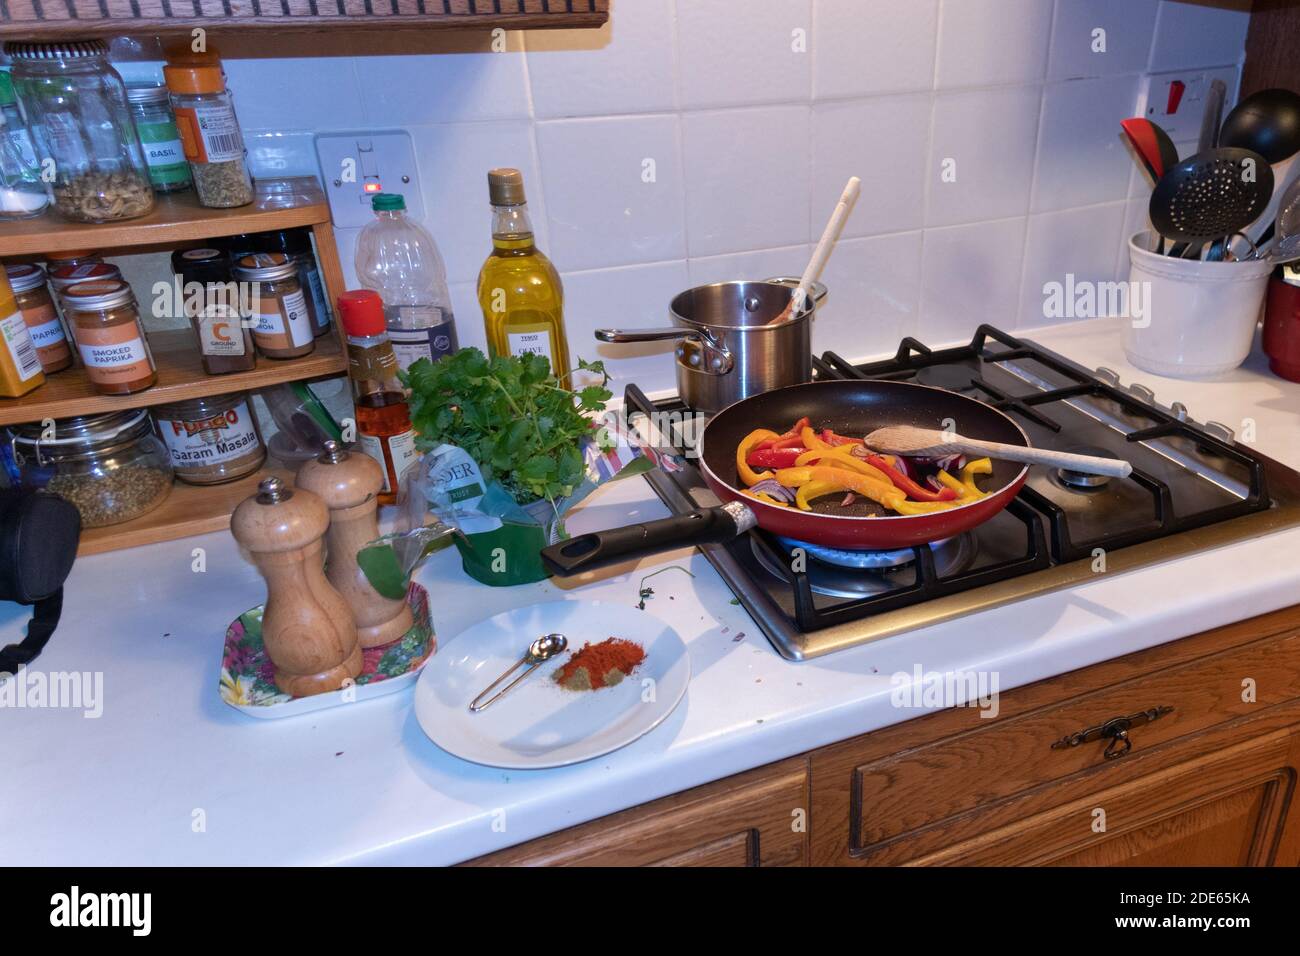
(748, 478), (796, 503)
(840, 492), (857, 507)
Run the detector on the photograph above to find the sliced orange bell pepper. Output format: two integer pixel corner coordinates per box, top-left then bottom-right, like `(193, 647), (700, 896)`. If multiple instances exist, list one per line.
(737, 429), (780, 486)
(794, 445), (892, 483)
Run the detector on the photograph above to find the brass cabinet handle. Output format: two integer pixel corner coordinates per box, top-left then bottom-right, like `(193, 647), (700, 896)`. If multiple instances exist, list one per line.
(1050, 706), (1174, 759)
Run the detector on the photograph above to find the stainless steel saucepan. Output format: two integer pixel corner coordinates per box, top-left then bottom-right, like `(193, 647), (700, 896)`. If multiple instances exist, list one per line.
(595, 276), (828, 414)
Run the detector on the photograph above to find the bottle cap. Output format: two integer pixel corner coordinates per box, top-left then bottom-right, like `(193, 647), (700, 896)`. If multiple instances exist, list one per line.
(163, 63), (225, 96)
(337, 290), (385, 337)
(487, 168), (526, 206)
(371, 193), (406, 211)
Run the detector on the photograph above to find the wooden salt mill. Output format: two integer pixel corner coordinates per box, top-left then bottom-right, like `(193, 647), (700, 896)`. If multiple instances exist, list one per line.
(231, 476), (363, 697)
(296, 440), (414, 648)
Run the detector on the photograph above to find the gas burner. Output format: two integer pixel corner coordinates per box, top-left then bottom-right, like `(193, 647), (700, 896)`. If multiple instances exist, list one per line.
(752, 534), (977, 599)
(914, 364), (978, 393)
(1055, 446), (1119, 490)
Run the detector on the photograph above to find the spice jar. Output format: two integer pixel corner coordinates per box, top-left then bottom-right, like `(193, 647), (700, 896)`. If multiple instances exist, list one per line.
(10, 410), (173, 528)
(126, 84), (191, 194)
(164, 55), (253, 209)
(0, 267), (44, 398)
(45, 250), (102, 273)
(4, 264), (72, 373)
(62, 278), (157, 395)
(227, 229), (332, 337)
(232, 253), (315, 359)
(7, 40), (155, 223)
(171, 247), (256, 374)
(48, 261), (122, 348)
(152, 393), (266, 486)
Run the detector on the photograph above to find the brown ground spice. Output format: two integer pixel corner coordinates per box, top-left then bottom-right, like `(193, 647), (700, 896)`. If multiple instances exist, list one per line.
(552, 637), (646, 691)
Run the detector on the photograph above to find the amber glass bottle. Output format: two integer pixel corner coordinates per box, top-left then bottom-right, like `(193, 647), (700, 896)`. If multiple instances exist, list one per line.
(477, 168), (571, 386)
(337, 290), (418, 505)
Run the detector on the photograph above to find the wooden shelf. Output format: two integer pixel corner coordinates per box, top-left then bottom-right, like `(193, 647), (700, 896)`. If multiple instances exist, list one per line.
(77, 462), (293, 556)
(0, 192), (332, 257)
(0, 330), (345, 427)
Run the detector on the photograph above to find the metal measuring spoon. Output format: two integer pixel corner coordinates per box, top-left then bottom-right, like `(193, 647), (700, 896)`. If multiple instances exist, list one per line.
(468, 633), (568, 713)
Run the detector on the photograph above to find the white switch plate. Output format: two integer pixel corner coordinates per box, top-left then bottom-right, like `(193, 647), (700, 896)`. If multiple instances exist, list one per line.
(1138, 67), (1240, 147)
(314, 130), (423, 229)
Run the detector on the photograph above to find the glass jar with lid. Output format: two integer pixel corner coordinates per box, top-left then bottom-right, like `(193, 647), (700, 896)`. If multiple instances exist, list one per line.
(232, 253), (315, 359)
(6, 40), (154, 223)
(4, 263), (73, 373)
(171, 247), (256, 374)
(9, 409), (173, 528)
(125, 84), (191, 194)
(61, 277), (156, 394)
(164, 54), (252, 208)
(152, 392), (266, 486)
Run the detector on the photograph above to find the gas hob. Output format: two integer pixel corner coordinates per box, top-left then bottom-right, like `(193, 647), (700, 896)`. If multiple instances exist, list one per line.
(624, 325), (1300, 660)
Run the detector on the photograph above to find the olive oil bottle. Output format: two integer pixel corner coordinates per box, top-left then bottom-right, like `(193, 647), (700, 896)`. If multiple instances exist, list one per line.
(477, 168), (571, 385)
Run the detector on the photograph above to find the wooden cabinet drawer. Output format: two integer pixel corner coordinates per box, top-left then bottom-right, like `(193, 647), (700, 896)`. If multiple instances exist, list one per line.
(811, 608), (1300, 864)
(465, 757), (809, 867)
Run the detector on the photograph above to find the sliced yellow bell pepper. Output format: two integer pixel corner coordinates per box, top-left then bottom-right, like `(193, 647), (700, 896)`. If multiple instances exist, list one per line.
(800, 426), (832, 451)
(958, 457), (992, 499)
(742, 489), (789, 507)
(737, 429), (780, 486)
(795, 480), (845, 511)
(793, 445), (892, 484)
(775, 465), (901, 510)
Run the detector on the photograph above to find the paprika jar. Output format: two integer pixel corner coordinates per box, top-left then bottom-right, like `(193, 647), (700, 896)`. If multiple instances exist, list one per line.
(232, 253), (315, 359)
(62, 278), (157, 394)
(4, 263), (73, 373)
(152, 393), (266, 486)
(49, 261), (122, 342)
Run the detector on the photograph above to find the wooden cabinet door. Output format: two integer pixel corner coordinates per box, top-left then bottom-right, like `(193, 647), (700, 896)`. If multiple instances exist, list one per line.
(888, 724), (1300, 867)
(465, 758), (810, 867)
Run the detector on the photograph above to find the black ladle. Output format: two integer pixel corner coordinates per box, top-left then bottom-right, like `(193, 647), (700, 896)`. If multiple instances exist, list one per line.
(1219, 88), (1300, 165)
(1149, 147), (1273, 256)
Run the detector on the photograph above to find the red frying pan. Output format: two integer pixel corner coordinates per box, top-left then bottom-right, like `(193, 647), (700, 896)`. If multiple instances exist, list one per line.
(542, 380), (1031, 575)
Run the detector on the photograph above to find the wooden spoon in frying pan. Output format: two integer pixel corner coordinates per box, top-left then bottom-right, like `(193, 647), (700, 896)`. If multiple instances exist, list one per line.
(865, 426), (1133, 478)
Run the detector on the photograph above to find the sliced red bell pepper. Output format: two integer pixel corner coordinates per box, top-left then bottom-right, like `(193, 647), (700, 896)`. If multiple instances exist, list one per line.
(755, 416), (810, 450)
(821, 429), (863, 447)
(746, 447), (805, 469)
(866, 454), (960, 502)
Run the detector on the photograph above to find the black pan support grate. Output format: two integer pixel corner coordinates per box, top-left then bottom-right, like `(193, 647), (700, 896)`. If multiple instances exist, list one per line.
(624, 324), (1273, 635)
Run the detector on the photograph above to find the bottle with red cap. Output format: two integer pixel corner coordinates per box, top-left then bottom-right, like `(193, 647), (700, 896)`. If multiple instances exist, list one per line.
(337, 289), (417, 505)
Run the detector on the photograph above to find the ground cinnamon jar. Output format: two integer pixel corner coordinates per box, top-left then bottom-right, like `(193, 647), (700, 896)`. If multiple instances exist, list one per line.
(4, 263), (73, 373)
(172, 247), (256, 374)
(62, 278), (157, 395)
(233, 253), (315, 360)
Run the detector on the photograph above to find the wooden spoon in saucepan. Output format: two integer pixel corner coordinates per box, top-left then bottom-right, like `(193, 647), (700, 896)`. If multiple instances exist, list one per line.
(766, 176), (861, 326)
(864, 425), (1133, 478)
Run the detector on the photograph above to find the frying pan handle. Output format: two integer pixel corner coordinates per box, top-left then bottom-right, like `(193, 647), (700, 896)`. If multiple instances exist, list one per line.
(541, 501), (757, 576)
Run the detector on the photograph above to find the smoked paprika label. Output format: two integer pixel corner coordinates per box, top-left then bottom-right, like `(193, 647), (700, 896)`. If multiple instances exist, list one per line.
(76, 322), (155, 387)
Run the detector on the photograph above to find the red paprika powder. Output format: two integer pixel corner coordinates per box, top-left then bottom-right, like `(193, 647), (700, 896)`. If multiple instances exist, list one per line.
(552, 637), (646, 692)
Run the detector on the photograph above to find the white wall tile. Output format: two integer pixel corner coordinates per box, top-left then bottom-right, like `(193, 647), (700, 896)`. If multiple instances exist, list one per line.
(223, 57), (366, 131)
(1033, 75), (1141, 212)
(813, 231), (924, 361)
(677, 0), (812, 109)
(1149, 0), (1249, 72)
(448, 281), (489, 355)
(1048, 0), (1159, 80)
(935, 0), (1053, 89)
(561, 260), (692, 395)
(406, 122), (546, 287)
(920, 217), (1028, 344)
(927, 86), (1042, 227)
(355, 37), (531, 126)
(527, 0), (676, 118)
(682, 106), (811, 257)
(687, 244), (811, 286)
(1018, 201), (1127, 328)
(535, 115), (685, 272)
(812, 0), (938, 99)
(813, 94), (930, 238)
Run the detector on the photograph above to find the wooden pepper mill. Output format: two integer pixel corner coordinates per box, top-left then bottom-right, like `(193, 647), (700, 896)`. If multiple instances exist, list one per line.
(231, 476), (363, 697)
(296, 440), (414, 648)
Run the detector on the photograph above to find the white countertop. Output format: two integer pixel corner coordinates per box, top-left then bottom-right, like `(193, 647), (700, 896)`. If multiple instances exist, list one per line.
(4, 317), (1299, 866)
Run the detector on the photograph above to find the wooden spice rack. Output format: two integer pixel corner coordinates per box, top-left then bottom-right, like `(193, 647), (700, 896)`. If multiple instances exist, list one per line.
(0, 191), (350, 555)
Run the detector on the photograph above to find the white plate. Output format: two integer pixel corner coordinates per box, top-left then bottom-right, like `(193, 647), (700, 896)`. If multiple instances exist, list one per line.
(414, 600), (690, 769)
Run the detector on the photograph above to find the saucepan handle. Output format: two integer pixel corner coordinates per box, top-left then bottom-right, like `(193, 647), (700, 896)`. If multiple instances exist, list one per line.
(541, 501), (757, 576)
(595, 327), (691, 343)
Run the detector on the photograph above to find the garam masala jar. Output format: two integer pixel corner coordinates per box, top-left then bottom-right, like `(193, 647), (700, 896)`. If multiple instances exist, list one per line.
(61, 278), (157, 394)
(232, 252), (315, 359)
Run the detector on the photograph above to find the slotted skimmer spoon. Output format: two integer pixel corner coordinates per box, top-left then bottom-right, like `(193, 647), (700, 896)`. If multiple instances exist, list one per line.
(1149, 147), (1273, 256)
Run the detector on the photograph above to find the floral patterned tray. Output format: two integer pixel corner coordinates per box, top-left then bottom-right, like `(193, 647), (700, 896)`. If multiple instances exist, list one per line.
(220, 582), (434, 719)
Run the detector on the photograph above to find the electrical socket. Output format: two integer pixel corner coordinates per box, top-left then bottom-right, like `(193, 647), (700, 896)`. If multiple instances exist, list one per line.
(1139, 67), (1240, 147)
(314, 130), (423, 230)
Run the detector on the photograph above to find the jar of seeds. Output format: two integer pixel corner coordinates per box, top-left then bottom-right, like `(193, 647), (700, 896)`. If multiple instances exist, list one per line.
(10, 409), (173, 528)
(164, 55), (253, 209)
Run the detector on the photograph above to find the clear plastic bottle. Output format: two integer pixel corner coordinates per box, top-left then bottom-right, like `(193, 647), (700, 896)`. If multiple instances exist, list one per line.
(354, 192), (458, 373)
